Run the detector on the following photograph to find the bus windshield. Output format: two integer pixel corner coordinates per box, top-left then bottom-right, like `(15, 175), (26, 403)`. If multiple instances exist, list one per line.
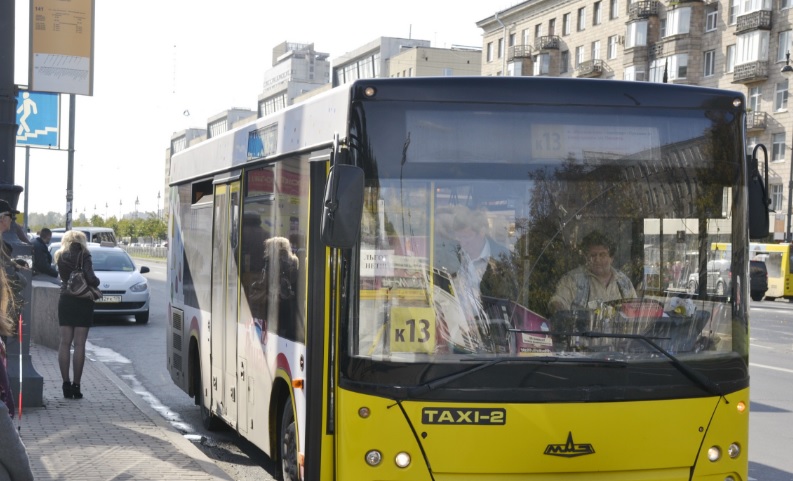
(343, 98), (749, 398)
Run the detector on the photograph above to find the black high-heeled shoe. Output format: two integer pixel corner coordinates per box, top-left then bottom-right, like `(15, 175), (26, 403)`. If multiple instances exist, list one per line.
(71, 383), (83, 399)
(62, 381), (73, 399)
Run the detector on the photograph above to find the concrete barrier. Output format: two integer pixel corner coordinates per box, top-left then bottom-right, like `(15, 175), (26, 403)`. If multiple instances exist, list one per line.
(31, 279), (61, 350)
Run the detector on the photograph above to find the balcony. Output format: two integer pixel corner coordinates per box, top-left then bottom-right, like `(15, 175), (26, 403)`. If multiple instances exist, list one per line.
(735, 10), (772, 34)
(746, 111), (767, 131)
(576, 59), (604, 78)
(507, 45), (532, 61)
(732, 61), (769, 84)
(534, 35), (561, 50)
(629, 1), (659, 19)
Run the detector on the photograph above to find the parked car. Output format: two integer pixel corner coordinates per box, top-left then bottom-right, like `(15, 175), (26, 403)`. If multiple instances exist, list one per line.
(50, 227), (117, 245)
(750, 260), (769, 302)
(686, 259), (731, 296)
(50, 243), (150, 323)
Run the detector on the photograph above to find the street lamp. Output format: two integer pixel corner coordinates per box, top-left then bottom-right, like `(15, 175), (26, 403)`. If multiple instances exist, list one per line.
(781, 51), (793, 241)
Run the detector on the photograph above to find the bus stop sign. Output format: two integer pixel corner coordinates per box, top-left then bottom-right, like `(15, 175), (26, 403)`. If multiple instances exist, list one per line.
(15, 90), (60, 148)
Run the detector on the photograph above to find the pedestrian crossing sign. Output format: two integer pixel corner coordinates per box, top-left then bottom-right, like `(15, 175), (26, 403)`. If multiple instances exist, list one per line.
(15, 90), (60, 148)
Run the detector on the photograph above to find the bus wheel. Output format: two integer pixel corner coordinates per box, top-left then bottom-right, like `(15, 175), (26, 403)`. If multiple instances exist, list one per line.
(194, 363), (221, 431)
(280, 400), (299, 481)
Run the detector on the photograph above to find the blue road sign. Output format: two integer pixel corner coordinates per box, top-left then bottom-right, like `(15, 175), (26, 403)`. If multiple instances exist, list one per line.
(15, 90), (60, 148)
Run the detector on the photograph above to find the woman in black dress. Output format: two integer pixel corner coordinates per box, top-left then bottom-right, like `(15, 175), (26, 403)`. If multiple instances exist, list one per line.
(54, 230), (100, 399)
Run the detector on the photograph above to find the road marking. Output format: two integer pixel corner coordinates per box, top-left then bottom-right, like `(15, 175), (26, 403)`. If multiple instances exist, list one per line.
(750, 363), (793, 374)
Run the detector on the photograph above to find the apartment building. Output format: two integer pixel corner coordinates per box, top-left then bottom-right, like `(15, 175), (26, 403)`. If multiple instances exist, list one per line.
(258, 42), (330, 117)
(388, 46), (482, 77)
(478, 0), (793, 240)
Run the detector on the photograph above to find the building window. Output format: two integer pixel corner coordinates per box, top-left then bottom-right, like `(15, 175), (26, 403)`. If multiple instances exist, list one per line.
(608, 35), (619, 58)
(610, 0), (619, 19)
(508, 33), (515, 47)
(576, 45), (584, 67)
(772, 132), (786, 161)
(706, 10), (718, 31)
(498, 38), (504, 58)
(549, 18), (556, 36)
(626, 21), (648, 48)
(778, 30), (792, 62)
(748, 86), (762, 111)
(592, 40), (601, 60)
(704, 50), (716, 76)
(578, 7), (587, 31)
(534, 53), (551, 75)
(726, 45), (736, 72)
(649, 54), (688, 81)
(487, 42), (493, 62)
(665, 7), (691, 37)
(523, 29), (530, 46)
(736, 31), (770, 65)
(594, 1), (602, 24)
(771, 184), (784, 211)
(563, 13), (572, 35)
(624, 65), (646, 81)
(535, 24), (542, 39)
(783, 0), (793, 10)
(561, 50), (570, 72)
(729, 0), (739, 24)
(776, 79), (789, 111)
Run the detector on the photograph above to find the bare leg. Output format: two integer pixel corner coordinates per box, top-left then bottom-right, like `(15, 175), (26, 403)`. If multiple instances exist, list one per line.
(72, 327), (90, 385)
(58, 326), (75, 382)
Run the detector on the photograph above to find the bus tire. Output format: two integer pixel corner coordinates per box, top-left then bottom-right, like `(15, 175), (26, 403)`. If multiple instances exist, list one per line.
(194, 362), (222, 431)
(280, 399), (299, 481)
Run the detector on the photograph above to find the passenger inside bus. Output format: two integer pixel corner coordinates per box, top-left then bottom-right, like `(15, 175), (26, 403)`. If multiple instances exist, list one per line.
(433, 204), (511, 296)
(548, 230), (636, 314)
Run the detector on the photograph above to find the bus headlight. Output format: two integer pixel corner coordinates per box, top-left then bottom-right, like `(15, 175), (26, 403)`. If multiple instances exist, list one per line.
(727, 443), (741, 458)
(365, 450), (382, 466)
(707, 446), (721, 462)
(395, 452), (411, 468)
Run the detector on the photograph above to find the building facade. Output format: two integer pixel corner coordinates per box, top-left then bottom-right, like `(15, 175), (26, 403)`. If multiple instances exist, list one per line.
(258, 42), (330, 117)
(478, 0), (793, 240)
(387, 46), (482, 77)
(331, 37), (431, 86)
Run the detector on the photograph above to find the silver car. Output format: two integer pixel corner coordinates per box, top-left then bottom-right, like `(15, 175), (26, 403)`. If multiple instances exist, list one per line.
(51, 243), (151, 323)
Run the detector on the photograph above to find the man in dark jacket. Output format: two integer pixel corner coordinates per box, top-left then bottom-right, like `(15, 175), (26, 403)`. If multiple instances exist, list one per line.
(33, 227), (60, 281)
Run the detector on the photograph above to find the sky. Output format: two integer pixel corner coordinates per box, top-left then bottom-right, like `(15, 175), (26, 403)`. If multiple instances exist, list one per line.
(11, 0), (506, 219)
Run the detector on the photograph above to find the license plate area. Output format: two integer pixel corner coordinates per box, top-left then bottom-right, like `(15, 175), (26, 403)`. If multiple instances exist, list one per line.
(98, 295), (121, 303)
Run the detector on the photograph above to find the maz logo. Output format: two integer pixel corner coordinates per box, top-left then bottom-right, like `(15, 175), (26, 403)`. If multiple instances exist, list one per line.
(544, 432), (595, 457)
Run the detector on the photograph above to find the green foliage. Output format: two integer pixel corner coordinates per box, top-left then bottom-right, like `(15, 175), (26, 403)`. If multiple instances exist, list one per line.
(25, 211), (166, 241)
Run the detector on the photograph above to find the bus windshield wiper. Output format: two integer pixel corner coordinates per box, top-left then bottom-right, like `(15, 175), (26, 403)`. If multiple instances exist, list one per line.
(572, 330), (724, 397)
(405, 355), (626, 398)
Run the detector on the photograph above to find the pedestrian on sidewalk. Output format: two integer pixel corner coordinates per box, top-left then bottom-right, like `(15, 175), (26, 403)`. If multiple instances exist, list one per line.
(32, 227), (60, 283)
(0, 255), (34, 481)
(55, 230), (100, 400)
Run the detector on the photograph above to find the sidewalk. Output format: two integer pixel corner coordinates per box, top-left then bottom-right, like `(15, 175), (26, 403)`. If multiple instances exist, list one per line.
(17, 343), (232, 481)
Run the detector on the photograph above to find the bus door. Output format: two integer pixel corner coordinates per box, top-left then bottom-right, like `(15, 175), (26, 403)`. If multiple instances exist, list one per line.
(210, 180), (241, 428)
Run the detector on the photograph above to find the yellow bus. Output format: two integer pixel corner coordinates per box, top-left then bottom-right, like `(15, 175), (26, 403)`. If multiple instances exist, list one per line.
(166, 77), (769, 480)
(749, 243), (793, 300)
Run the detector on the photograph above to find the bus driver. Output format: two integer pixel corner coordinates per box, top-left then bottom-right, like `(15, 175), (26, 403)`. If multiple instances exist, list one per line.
(548, 231), (636, 314)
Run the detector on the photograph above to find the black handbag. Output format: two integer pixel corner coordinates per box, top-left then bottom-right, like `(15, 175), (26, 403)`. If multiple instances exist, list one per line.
(65, 251), (103, 301)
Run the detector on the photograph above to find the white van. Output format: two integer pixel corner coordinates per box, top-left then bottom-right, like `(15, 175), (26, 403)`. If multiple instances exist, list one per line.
(50, 227), (117, 245)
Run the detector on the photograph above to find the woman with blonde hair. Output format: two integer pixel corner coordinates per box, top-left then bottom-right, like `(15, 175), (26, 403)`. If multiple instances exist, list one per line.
(55, 230), (100, 399)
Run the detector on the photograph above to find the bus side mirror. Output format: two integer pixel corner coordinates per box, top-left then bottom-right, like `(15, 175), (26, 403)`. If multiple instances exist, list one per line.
(748, 149), (770, 240)
(321, 164), (364, 248)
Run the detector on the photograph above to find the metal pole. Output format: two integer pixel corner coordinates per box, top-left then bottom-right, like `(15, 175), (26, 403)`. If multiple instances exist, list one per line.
(66, 94), (76, 230)
(787, 148), (793, 242)
(23, 146), (29, 233)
